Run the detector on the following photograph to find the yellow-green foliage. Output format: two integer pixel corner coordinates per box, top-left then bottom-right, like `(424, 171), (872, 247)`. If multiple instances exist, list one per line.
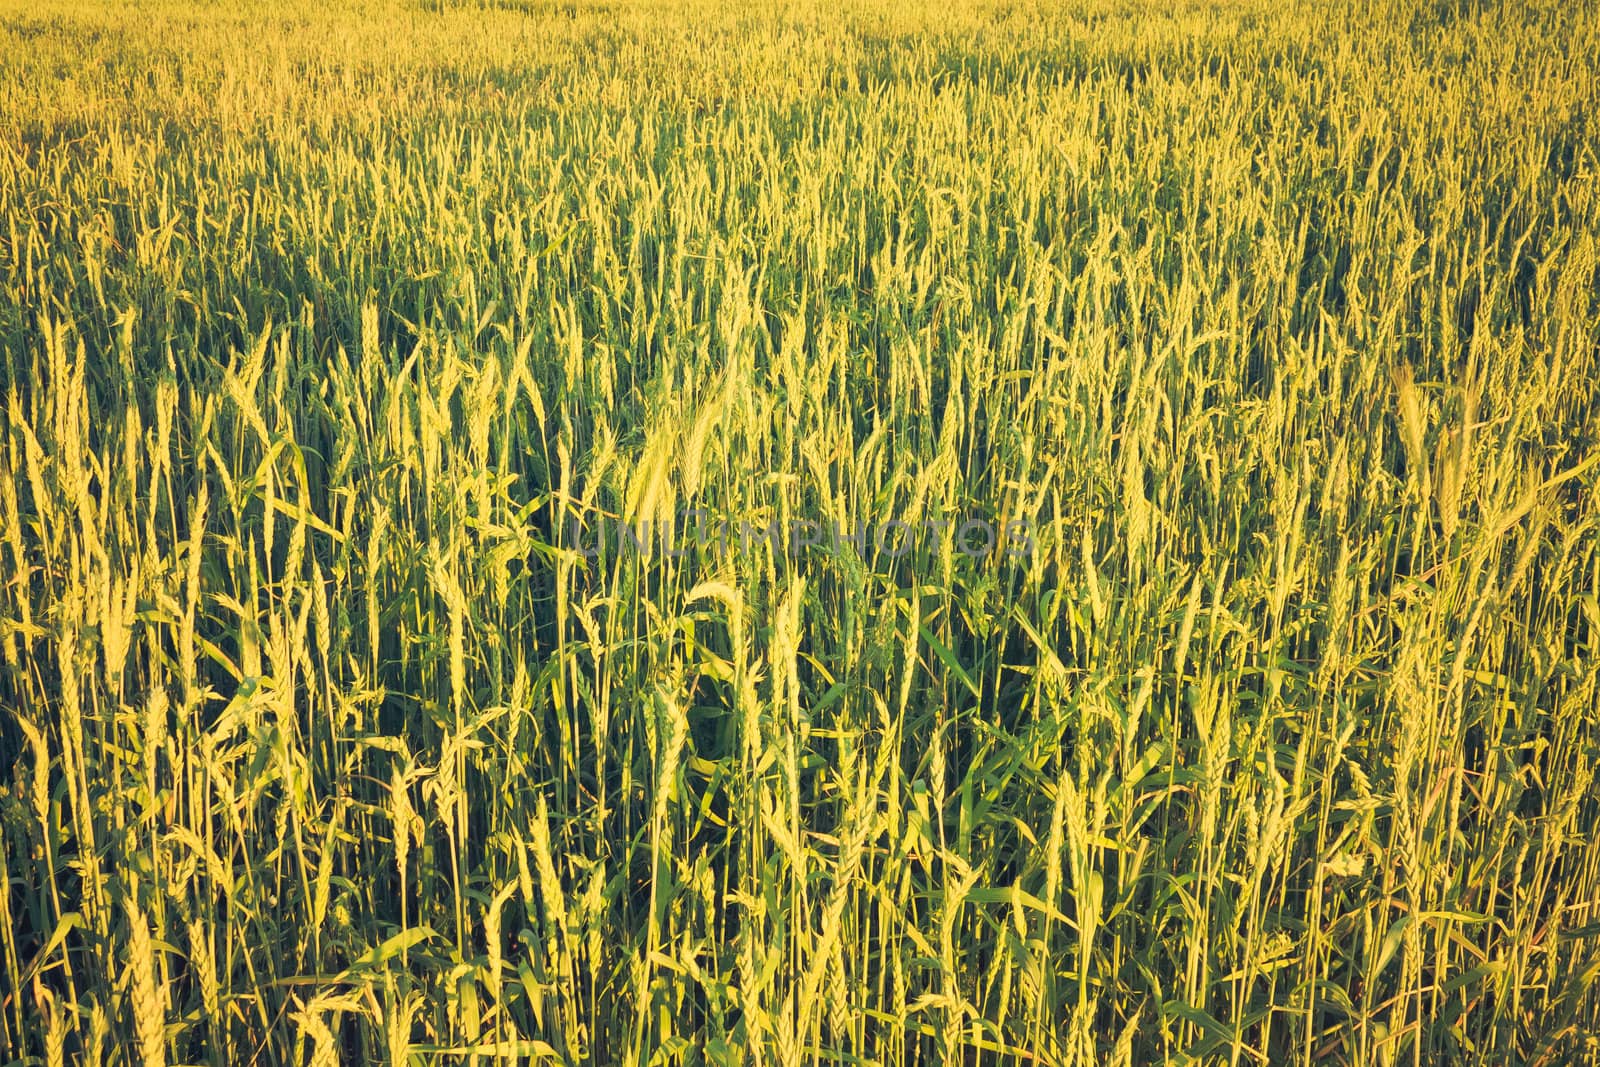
(1, 0), (1598, 1063)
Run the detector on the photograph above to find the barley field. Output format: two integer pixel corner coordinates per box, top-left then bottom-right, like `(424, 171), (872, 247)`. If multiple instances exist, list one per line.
(1, 0), (1598, 1063)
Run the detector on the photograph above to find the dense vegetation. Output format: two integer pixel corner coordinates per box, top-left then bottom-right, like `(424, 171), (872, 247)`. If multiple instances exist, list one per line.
(2, 0), (1598, 1063)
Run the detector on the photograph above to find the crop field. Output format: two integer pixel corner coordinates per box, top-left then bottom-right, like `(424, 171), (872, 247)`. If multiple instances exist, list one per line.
(1, 0), (1599, 1063)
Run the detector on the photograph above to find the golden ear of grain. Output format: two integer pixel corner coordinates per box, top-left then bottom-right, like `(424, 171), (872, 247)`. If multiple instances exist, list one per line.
(1391, 361), (1431, 507)
(294, 997), (340, 1067)
(187, 920), (219, 1024)
(386, 989), (422, 1067)
(128, 908), (167, 1067)
(35, 982), (66, 1067)
(390, 765), (413, 880)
